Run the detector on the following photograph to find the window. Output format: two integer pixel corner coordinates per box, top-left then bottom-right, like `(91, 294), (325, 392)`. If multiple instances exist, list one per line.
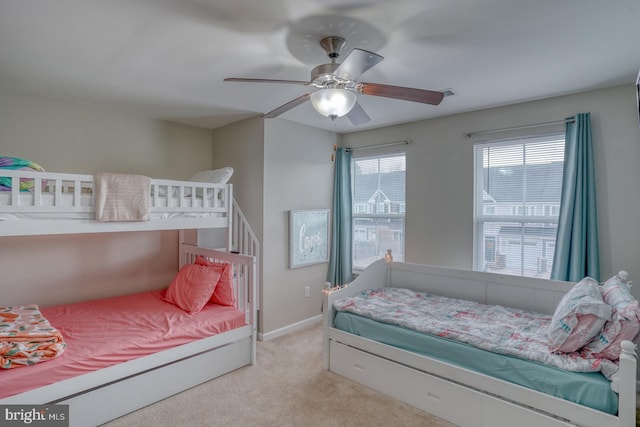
(352, 153), (406, 271)
(473, 133), (564, 279)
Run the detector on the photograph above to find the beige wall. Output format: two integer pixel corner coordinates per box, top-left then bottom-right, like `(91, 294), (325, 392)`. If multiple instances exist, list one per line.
(0, 91), (212, 177)
(0, 90), (214, 306)
(210, 117), (266, 327)
(262, 119), (333, 333)
(343, 84), (640, 297)
(211, 117), (334, 334)
(0, 231), (177, 307)
(210, 117), (265, 239)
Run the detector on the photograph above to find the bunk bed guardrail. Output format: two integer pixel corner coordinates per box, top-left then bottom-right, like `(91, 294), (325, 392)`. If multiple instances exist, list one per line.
(0, 169), (232, 235)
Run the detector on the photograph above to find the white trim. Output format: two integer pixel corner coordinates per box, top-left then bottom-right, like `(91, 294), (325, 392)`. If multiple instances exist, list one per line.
(465, 119), (573, 139)
(259, 315), (322, 341)
(346, 139), (411, 152)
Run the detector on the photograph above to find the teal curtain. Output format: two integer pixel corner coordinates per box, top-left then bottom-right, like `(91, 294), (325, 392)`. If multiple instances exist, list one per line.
(326, 147), (353, 286)
(551, 113), (600, 282)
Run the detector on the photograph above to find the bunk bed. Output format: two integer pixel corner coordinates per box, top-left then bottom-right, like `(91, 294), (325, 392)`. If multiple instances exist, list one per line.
(0, 168), (232, 236)
(323, 255), (638, 427)
(0, 167), (257, 427)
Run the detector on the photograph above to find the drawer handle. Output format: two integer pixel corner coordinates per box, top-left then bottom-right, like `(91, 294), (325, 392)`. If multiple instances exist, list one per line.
(353, 363), (364, 372)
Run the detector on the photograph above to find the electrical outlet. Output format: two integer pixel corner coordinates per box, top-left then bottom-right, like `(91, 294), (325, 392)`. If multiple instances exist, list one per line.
(304, 286), (310, 298)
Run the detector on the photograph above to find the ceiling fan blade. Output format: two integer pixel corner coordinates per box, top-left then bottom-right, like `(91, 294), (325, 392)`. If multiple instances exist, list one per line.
(224, 77), (310, 85)
(346, 101), (370, 126)
(357, 82), (445, 105)
(333, 48), (384, 81)
(261, 93), (312, 118)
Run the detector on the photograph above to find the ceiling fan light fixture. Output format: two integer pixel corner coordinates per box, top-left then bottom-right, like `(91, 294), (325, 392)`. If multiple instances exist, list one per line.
(310, 88), (357, 118)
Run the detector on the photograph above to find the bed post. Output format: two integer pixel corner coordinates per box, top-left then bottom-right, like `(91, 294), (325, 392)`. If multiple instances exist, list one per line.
(179, 230), (186, 267)
(384, 249), (393, 287)
(322, 281), (332, 370)
(617, 340), (637, 427)
(226, 184), (233, 252)
(248, 252), (258, 365)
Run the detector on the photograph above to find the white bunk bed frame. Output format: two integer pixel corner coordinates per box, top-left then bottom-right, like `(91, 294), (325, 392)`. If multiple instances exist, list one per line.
(0, 169), (232, 237)
(323, 257), (637, 427)
(0, 169), (258, 426)
(1, 243), (257, 427)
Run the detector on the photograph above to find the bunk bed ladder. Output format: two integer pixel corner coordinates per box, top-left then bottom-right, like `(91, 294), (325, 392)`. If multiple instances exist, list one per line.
(230, 198), (261, 335)
(231, 198), (260, 266)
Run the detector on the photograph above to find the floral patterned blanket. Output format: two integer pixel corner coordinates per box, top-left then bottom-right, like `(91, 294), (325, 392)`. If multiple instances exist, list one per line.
(333, 287), (618, 380)
(1, 305), (66, 369)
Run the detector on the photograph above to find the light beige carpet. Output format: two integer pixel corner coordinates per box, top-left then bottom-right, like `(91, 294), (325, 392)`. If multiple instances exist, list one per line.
(102, 322), (454, 427)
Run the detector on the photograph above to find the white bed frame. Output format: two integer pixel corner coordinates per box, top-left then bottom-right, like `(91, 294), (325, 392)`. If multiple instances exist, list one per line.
(1, 243), (257, 427)
(0, 169), (232, 237)
(0, 169), (258, 426)
(323, 256), (637, 427)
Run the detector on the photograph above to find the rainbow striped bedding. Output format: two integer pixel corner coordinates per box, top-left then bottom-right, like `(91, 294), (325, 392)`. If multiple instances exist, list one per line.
(0, 156), (46, 191)
(0, 305), (66, 369)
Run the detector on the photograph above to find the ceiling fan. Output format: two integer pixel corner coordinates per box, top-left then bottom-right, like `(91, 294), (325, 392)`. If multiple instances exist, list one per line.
(224, 36), (445, 126)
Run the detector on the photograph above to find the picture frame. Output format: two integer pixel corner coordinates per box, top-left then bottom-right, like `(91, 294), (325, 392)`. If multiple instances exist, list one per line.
(288, 209), (330, 269)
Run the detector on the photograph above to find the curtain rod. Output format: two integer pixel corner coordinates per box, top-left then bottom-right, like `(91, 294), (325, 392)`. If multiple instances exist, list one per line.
(345, 139), (411, 152)
(464, 118), (575, 139)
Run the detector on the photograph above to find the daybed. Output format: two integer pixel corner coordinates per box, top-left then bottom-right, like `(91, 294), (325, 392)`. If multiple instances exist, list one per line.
(0, 165), (258, 426)
(322, 254), (637, 427)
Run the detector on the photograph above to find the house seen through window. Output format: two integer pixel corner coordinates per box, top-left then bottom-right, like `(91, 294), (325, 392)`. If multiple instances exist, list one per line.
(473, 133), (565, 279)
(352, 153), (406, 271)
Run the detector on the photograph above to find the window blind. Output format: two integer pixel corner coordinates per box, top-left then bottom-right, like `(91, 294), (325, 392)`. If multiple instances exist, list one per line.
(473, 133), (565, 279)
(352, 153), (406, 270)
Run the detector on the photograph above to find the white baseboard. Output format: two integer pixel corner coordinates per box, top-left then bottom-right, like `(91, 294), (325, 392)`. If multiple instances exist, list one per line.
(258, 314), (322, 341)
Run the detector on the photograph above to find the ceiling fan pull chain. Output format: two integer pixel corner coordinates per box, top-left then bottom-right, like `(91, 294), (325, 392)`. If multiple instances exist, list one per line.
(331, 120), (338, 162)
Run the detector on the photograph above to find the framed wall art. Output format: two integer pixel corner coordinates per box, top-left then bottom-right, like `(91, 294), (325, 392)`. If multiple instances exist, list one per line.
(288, 209), (330, 269)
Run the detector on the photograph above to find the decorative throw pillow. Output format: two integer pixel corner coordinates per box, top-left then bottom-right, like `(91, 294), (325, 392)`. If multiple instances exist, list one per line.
(586, 272), (640, 360)
(162, 263), (222, 314)
(547, 276), (611, 352)
(189, 167), (234, 184)
(195, 256), (236, 307)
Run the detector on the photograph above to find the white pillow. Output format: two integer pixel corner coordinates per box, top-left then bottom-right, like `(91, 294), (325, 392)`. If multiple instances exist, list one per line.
(189, 167), (234, 184)
(547, 276), (611, 352)
(154, 167), (234, 198)
(585, 272), (640, 360)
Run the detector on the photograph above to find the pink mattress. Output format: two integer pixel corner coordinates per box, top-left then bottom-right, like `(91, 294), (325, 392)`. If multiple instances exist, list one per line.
(0, 289), (246, 399)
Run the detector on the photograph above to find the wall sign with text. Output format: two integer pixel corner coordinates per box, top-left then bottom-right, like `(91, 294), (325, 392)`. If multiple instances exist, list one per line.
(289, 209), (330, 269)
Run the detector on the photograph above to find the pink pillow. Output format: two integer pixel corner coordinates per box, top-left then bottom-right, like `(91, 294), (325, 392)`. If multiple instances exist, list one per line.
(586, 273), (640, 360)
(195, 256), (236, 307)
(553, 314), (607, 352)
(163, 263), (222, 314)
(547, 276), (611, 352)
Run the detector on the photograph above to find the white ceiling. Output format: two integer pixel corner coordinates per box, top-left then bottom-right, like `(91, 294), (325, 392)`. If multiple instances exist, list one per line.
(1, 0), (639, 134)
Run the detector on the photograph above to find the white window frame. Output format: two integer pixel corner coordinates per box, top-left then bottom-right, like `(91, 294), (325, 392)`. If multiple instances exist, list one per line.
(473, 133), (564, 278)
(352, 152), (406, 272)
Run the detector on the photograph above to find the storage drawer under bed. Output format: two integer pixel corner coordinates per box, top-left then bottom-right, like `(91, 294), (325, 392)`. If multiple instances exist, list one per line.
(329, 340), (576, 427)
